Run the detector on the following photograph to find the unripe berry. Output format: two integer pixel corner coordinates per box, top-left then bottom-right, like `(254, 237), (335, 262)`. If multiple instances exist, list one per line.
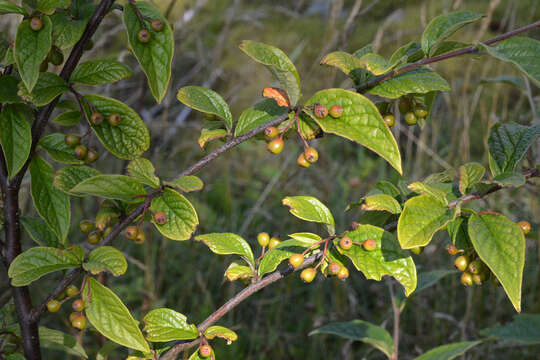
(47, 300), (61, 313)
(85, 149), (99, 163)
(65, 285), (78, 297)
(454, 255), (470, 272)
(39, 61), (48, 72)
(199, 345), (212, 358)
(289, 254), (304, 268)
(107, 113), (122, 126)
(398, 97), (410, 114)
(90, 112), (104, 125)
(69, 312), (78, 323)
(313, 103), (328, 118)
(79, 220), (94, 233)
(72, 299), (85, 312)
(150, 18), (163, 31)
(410, 246), (423, 255)
(383, 114), (395, 127)
(268, 237), (281, 249)
(414, 106), (428, 118)
(257, 232), (270, 247)
(103, 226), (113, 237)
(65, 133), (81, 147)
(264, 126), (279, 138)
(297, 153), (311, 168)
(100, 199), (116, 209)
(30, 17), (43, 31)
(134, 230), (146, 244)
(445, 244), (460, 255)
(329, 105), (343, 118)
(153, 212), (167, 225)
(339, 236), (352, 250)
(472, 273), (487, 285)
(71, 314), (87, 330)
(304, 147), (319, 163)
(404, 112), (417, 125)
(84, 39), (94, 51)
(468, 259), (485, 275)
(328, 262), (341, 275)
(48, 46), (64, 66)
(337, 266), (349, 280)
(517, 220), (531, 235)
(87, 230), (101, 244)
(363, 238), (377, 251)
(137, 29), (151, 43)
(267, 138), (284, 154)
(300, 267), (316, 283)
(460, 271), (474, 286)
(73, 145), (88, 160)
(125, 226), (138, 240)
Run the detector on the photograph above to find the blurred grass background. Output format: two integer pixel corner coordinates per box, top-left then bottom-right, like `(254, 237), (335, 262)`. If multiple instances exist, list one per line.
(1, 0), (540, 358)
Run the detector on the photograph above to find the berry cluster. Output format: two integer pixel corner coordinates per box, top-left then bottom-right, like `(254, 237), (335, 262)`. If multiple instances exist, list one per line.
(79, 200), (121, 245)
(257, 232), (281, 249)
(89, 111), (122, 127)
(451, 251), (491, 286)
(46, 285), (87, 330)
(382, 97), (428, 128)
(64, 133), (99, 163)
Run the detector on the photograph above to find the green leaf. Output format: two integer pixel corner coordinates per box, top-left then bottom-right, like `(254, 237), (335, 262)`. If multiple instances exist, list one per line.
(127, 158), (160, 188)
(458, 162), (485, 195)
(8, 246), (83, 286)
(398, 195), (453, 249)
(424, 168), (456, 184)
(195, 233), (254, 266)
(50, 12), (86, 51)
(53, 165), (100, 195)
(204, 325), (238, 344)
(414, 341), (482, 360)
(53, 111), (82, 126)
(351, 194), (401, 214)
(166, 176), (204, 193)
(479, 37), (540, 87)
(305, 88), (402, 174)
(30, 157), (71, 243)
(17, 72), (67, 106)
(337, 225), (417, 296)
(0, 104), (31, 178)
(15, 16), (52, 92)
(234, 98), (289, 136)
(408, 182), (448, 206)
(143, 308), (198, 342)
(82, 278), (150, 353)
(71, 60), (132, 85)
(0, 75), (23, 103)
(430, 41), (470, 57)
(480, 314), (540, 344)
(367, 67), (450, 99)
(39, 326), (88, 359)
(492, 172), (526, 187)
(177, 86), (233, 131)
(83, 246), (127, 276)
(149, 188), (198, 241)
(480, 75), (525, 90)
(123, 1), (173, 104)
(320, 51), (364, 75)
(36, 0), (69, 14)
(224, 262), (253, 281)
(0, 0), (26, 14)
(239, 40), (301, 106)
(488, 122), (540, 175)
(421, 11), (483, 56)
(39, 133), (84, 164)
(447, 217), (471, 249)
(468, 213), (525, 312)
(309, 320), (394, 359)
(357, 53), (392, 75)
(353, 44), (374, 58)
(282, 195), (335, 235)
(288, 232), (322, 244)
(197, 121), (228, 148)
(258, 239), (318, 277)
(70, 175), (146, 203)
(21, 216), (60, 247)
(389, 42), (424, 65)
(416, 270), (459, 292)
(83, 94), (150, 159)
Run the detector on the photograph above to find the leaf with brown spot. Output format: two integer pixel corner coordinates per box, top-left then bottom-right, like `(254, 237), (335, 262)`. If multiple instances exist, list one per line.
(262, 87), (291, 108)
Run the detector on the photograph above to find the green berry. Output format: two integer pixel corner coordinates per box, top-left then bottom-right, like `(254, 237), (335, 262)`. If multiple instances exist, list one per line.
(468, 259), (485, 275)
(414, 105), (428, 118)
(398, 97), (410, 113)
(304, 147), (319, 163)
(289, 254), (304, 268)
(107, 113), (122, 126)
(85, 149), (99, 163)
(79, 220), (94, 233)
(517, 220), (531, 235)
(454, 255), (470, 272)
(297, 153), (310, 168)
(313, 103), (328, 118)
(69, 312), (78, 323)
(125, 226), (138, 240)
(461, 272), (474, 286)
(137, 29), (151, 43)
(264, 126), (279, 138)
(65, 285), (78, 297)
(150, 18), (163, 31)
(73, 145), (87, 160)
(30, 17), (43, 31)
(39, 61), (48, 72)
(47, 300), (61, 313)
(329, 105), (343, 118)
(87, 230), (102, 245)
(65, 133), (81, 147)
(268, 237), (281, 249)
(72, 299), (85, 312)
(71, 314), (87, 330)
(48, 46), (64, 66)
(339, 236), (352, 250)
(267, 138), (284, 154)
(383, 114), (395, 127)
(257, 232), (270, 247)
(300, 267), (316, 283)
(84, 39), (94, 51)
(337, 266), (349, 280)
(134, 230), (146, 244)
(153, 211), (167, 225)
(90, 112), (104, 125)
(404, 112), (417, 125)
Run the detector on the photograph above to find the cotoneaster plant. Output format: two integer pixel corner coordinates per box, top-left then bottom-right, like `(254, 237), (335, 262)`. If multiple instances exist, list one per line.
(0, 3), (539, 360)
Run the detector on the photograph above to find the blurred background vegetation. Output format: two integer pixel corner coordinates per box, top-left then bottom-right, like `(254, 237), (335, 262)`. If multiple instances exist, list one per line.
(1, 0), (540, 359)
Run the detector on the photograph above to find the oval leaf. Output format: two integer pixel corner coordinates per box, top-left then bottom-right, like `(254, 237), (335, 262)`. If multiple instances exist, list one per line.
(39, 326), (88, 359)
(361, 194), (402, 214)
(21, 216), (60, 248)
(234, 98), (289, 137)
(195, 233), (254, 266)
(39, 133), (84, 164)
(123, 1), (173, 104)
(282, 196), (335, 235)
(320, 51), (364, 75)
(0, 104), (31, 178)
(480, 314), (540, 344)
(83, 246), (127, 276)
(17, 72), (67, 106)
(143, 308), (198, 342)
(166, 176), (204, 193)
(150, 188), (198, 241)
(468, 213), (525, 312)
(305, 88), (402, 174)
(458, 162), (485, 195)
(83, 278), (149, 352)
(53, 165), (100, 195)
(70, 175), (146, 203)
(8, 246), (84, 286)
(204, 325), (238, 345)
(127, 158), (160, 188)
(414, 341), (482, 360)
(83, 94), (150, 159)
(71, 60), (132, 85)
(224, 262), (253, 282)
(177, 86), (232, 131)
(368, 67), (450, 99)
(53, 110), (82, 126)
(0, 0), (26, 15)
